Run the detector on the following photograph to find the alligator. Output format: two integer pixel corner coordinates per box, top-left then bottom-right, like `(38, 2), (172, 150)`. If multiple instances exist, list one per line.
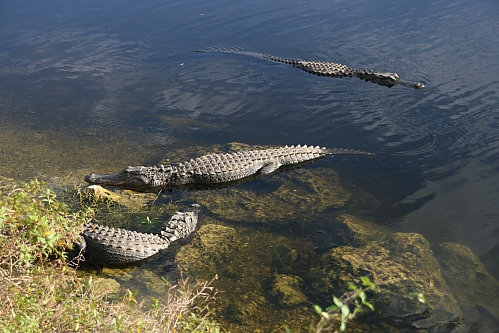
(198, 46), (424, 89)
(70, 204), (201, 266)
(85, 145), (373, 192)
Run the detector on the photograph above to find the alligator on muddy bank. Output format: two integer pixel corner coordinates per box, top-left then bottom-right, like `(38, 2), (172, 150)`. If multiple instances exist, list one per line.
(85, 145), (373, 192)
(198, 46), (425, 89)
(71, 204), (201, 266)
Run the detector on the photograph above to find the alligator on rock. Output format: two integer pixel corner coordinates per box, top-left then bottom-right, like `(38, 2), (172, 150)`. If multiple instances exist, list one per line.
(71, 204), (201, 266)
(85, 145), (373, 192)
(198, 46), (424, 89)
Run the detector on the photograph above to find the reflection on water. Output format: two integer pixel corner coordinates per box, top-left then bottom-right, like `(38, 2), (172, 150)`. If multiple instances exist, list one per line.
(1, 0), (499, 331)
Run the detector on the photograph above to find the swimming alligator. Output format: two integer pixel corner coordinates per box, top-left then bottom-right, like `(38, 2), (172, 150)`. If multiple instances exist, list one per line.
(71, 204), (201, 266)
(198, 46), (424, 89)
(85, 145), (373, 192)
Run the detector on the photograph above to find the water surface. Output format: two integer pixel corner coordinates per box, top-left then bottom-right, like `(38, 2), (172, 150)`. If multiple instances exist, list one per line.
(1, 0), (499, 331)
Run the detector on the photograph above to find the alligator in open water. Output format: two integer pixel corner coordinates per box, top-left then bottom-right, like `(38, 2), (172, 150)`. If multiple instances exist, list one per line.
(198, 46), (424, 89)
(71, 204), (201, 266)
(85, 145), (373, 192)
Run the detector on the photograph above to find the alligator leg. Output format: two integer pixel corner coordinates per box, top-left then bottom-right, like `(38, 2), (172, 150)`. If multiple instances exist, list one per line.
(258, 161), (282, 175)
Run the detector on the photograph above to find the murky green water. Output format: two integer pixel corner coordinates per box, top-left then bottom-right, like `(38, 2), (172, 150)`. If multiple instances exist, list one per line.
(2, 0), (499, 331)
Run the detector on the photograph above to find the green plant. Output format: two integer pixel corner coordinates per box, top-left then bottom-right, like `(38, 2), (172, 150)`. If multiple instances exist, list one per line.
(0, 179), (91, 265)
(310, 277), (376, 333)
(409, 291), (427, 304)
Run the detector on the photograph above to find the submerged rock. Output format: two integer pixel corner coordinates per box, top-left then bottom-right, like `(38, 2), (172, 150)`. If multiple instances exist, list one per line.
(336, 214), (389, 246)
(92, 277), (121, 300)
(128, 269), (172, 297)
(174, 217), (318, 332)
(311, 231), (462, 330)
(433, 242), (499, 332)
(223, 291), (269, 326)
(270, 273), (308, 306)
(175, 221), (240, 278)
(191, 168), (351, 225)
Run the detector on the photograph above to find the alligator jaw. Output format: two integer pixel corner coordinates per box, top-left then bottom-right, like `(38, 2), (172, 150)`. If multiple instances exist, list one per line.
(85, 171), (151, 191)
(399, 80), (425, 89)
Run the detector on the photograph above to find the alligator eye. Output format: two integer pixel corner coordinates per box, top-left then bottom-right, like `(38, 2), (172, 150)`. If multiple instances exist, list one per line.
(124, 166), (134, 173)
(140, 175), (150, 184)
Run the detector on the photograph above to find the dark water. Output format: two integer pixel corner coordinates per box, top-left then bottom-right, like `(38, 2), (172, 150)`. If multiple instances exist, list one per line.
(1, 0), (499, 330)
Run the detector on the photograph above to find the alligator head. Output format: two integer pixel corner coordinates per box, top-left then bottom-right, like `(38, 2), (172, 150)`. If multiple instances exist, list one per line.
(85, 165), (173, 192)
(356, 70), (424, 89)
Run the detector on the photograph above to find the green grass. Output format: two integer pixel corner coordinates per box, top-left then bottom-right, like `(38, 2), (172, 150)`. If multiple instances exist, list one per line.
(0, 179), (225, 333)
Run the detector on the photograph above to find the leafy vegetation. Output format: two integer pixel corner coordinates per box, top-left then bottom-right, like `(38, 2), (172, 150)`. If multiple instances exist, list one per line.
(0, 179), (89, 265)
(285, 277), (377, 333)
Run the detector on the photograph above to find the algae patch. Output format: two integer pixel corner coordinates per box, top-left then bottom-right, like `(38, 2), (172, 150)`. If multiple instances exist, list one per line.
(270, 273), (308, 307)
(176, 221), (240, 278)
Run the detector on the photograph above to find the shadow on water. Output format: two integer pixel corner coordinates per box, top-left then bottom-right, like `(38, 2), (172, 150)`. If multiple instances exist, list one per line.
(2, 0), (499, 331)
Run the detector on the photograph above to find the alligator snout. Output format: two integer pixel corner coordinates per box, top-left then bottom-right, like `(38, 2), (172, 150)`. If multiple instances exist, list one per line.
(84, 173), (98, 183)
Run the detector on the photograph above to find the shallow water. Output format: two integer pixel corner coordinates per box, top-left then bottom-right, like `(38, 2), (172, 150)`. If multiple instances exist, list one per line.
(1, 0), (499, 330)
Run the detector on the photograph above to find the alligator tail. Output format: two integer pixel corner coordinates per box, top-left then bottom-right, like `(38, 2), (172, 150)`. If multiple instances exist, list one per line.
(197, 46), (301, 65)
(325, 147), (375, 156)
